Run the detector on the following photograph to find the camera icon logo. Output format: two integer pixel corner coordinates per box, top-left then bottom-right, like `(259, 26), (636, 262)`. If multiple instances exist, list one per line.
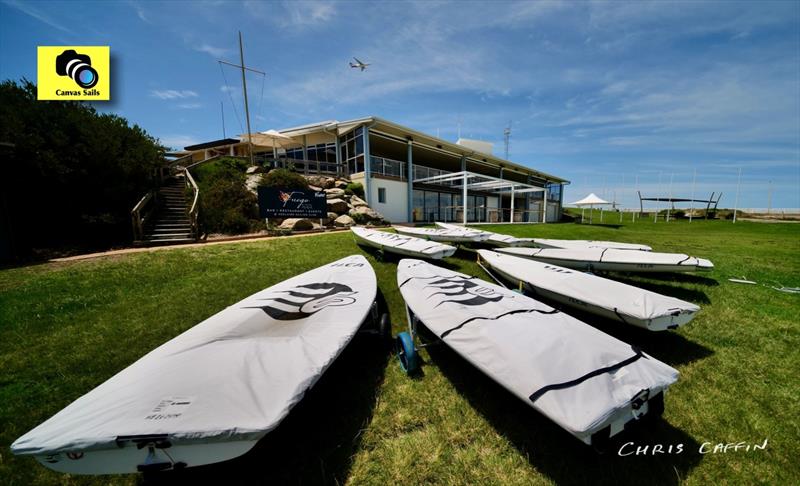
(55, 49), (99, 89)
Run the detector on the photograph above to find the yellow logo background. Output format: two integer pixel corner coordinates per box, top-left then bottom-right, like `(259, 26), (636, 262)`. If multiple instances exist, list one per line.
(37, 46), (110, 100)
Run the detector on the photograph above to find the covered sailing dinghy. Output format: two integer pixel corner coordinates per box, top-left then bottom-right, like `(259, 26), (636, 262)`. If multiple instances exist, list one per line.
(12, 255), (379, 474)
(495, 247), (714, 273)
(396, 259), (679, 446)
(352, 227), (456, 259)
(393, 225), (490, 243)
(477, 250), (700, 330)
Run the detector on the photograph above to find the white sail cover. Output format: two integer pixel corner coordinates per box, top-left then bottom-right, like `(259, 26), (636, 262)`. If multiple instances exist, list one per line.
(397, 259), (679, 444)
(496, 247), (714, 273)
(434, 222), (649, 250)
(352, 227), (456, 259)
(12, 255), (376, 473)
(531, 239), (652, 251)
(434, 222), (536, 247)
(393, 226), (490, 242)
(477, 250), (700, 331)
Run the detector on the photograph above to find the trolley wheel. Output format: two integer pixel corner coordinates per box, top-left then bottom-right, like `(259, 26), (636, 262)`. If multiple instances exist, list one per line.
(395, 331), (418, 374)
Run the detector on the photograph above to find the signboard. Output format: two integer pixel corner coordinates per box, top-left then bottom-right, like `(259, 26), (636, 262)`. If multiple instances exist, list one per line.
(258, 187), (327, 219)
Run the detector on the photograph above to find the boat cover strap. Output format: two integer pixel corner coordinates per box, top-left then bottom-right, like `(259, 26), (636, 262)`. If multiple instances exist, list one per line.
(441, 307), (559, 339)
(599, 248), (609, 262)
(528, 346), (646, 402)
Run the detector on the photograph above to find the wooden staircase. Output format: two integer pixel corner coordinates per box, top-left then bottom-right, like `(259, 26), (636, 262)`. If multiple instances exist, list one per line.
(133, 176), (198, 246)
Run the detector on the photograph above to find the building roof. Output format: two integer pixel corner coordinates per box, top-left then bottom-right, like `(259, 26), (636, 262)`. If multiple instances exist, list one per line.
(183, 138), (241, 151)
(277, 116), (569, 184)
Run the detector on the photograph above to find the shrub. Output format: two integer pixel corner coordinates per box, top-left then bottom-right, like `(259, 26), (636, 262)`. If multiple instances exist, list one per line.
(260, 168), (309, 189)
(198, 165), (257, 234)
(191, 157), (249, 184)
(345, 182), (364, 198)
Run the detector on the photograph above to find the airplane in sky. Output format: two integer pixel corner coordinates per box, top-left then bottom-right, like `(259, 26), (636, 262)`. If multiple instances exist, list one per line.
(349, 57), (370, 71)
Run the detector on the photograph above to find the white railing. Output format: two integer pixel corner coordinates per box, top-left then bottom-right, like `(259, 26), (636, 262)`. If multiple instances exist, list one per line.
(412, 165), (457, 186)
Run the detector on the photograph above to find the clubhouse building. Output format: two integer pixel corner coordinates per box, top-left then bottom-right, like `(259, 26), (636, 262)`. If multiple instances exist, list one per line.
(181, 116), (569, 224)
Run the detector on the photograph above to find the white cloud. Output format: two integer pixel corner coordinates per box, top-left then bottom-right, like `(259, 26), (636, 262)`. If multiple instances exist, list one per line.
(243, 0), (336, 28)
(159, 135), (201, 150)
(176, 103), (203, 109)
(150, 90), (199, 100)
(195, 44), (229, 58)
(2, 0), (73, 33)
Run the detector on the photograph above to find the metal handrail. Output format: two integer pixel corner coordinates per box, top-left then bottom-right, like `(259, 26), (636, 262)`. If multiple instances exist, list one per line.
(184, 168), (200, 239)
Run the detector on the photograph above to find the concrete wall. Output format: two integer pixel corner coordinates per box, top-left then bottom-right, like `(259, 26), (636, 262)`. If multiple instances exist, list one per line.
(370, 177), (408, 223)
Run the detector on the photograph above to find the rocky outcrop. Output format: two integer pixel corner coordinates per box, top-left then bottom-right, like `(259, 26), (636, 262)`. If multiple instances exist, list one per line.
(279, 218), (314, 231)
(327, 198), (349, 214)
(333, 214), (355, 227)
(325, 188), (345, 199)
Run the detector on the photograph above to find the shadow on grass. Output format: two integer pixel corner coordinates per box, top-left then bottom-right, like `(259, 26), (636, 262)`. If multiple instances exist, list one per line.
(425, 343), (704, 486)
(145, 322), (392, 485)
(628, 272), (719, 287)
(603, 277), (712, 304)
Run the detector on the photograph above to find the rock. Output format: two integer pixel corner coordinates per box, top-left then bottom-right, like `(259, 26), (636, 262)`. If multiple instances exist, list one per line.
(327, 198), (349, 214)
(278, 218), (314, 231)
(245, 174), (261, 194)
(334, 214), (355, 227)
(350, 195), (368, 207)
(308, 185), (322, 192)
(246, 165), (264, 175)
(349, 206), (384, 222)
(323, 212), (338, 225)
(324, 177), (335, 189)
(312, 222), (323, 230)
(325, 188), (345, 199)
(334, 180), (348, 189)
(305, 175), (327, 188)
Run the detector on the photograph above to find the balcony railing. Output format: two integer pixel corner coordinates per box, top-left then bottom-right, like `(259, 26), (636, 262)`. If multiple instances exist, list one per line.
(412, 165), (458, 186)
(370, 156), (405, 179)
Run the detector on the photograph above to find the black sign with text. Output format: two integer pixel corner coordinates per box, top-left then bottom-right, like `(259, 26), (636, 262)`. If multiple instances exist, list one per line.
(258, 187), (327, 219)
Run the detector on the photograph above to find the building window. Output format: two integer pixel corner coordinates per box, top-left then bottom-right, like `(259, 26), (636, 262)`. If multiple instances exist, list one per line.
(378, 187), (386, 203)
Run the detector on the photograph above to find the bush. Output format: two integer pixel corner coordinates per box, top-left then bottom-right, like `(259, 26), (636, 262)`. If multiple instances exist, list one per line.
(198, 165), (257, 234)
(0, 79), (165, 260)
(260, 168), (309, 189)
(192, 157), (249, 183)
(345, 182), (364, 198)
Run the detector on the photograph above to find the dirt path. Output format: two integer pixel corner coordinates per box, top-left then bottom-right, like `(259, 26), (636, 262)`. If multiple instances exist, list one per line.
(50, 229), (351, 263)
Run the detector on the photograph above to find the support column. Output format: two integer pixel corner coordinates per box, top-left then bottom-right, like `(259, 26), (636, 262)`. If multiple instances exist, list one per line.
(363, 126), (372, 206)
(542, 186), (547, 223)
(460, 155), (466, 172)
(335, 135), (342, 177)
(524, 175), (531, 222)
(407, 140), (413, 222)
(510, 186), (515, 223)
(462, 172), (468, 225)
(302, 135), (308, 161)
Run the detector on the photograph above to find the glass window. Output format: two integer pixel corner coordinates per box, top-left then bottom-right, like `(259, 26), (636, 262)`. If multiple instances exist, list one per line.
(378, 187), (386, 204)
(413, 190), (425, 222)
(425, 191), (439, 222)
(439, 193), (452, 221)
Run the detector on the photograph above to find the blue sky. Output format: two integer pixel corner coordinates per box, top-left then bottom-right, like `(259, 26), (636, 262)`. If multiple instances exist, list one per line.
(1, 0), (798, 209)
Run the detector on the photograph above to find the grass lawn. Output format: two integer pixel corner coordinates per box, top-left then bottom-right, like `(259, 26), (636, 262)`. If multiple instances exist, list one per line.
(1, 219), (798, 485)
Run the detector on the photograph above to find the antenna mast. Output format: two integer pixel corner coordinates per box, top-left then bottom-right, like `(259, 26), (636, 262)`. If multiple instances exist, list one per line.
(220, 101), (226, 138)
(503, 121), (512, 160)
(218, 32), (266, 167)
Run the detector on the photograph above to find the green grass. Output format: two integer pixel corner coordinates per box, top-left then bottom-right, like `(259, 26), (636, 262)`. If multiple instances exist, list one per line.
(1, 219), (799, 485)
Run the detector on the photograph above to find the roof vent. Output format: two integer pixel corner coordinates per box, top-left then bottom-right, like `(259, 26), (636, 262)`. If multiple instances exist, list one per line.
(456, 138), (493, 156)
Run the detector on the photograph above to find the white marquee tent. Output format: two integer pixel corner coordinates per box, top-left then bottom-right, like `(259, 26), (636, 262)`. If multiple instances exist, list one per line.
(569, 193), (610, 224)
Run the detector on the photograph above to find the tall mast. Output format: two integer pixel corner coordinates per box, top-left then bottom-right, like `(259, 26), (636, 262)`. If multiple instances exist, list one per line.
(239, 31), (254, 167)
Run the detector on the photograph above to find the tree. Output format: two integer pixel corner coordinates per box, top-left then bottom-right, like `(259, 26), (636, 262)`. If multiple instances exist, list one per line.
(0, 79), (165, 260)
